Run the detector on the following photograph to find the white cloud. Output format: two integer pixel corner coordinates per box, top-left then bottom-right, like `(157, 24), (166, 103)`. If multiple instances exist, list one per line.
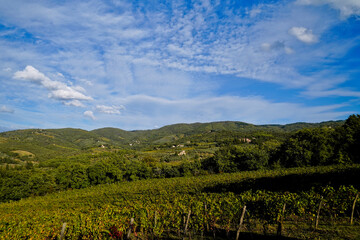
(0, 105), (14, 113)
(14, 65), (49, 84)
(118, 28), (148, 39)
(76, 78), (93, 86)
(289, 27), (318, 44)
(64, 100), (85, 107)
(167, 44), (194, 57)
(261, 41), (294, 54)
(56, 72), (64, 78)
(296, 0), (360, 18)
(96, 105), (125, 114)
(249, 7), (262, 18)
(84, 110), (95, 120)
(284, 47), (294, 54)
(13, 66), (92, 105)
(304, 88), (360, 98)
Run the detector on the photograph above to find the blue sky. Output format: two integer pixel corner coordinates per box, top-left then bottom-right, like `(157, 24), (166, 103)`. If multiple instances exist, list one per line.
(0, 0), (359, 131)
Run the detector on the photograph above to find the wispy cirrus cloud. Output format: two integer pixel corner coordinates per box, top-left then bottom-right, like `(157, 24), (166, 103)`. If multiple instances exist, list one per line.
(0, 0), (359, 130)
(296, 0), (360, 18)
(96, 105), (125, 114)
(1, 0), (354, 90)
(304, 88), (360, 98)
(0, 105), (14, 113)
(96, 94), (351, 129)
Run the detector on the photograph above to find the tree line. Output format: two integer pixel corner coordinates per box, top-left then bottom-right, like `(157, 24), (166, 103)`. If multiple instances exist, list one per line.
(202, 114), (360, 173)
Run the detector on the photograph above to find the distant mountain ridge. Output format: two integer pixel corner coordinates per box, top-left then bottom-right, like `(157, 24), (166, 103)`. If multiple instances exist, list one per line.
(0, 120), (344, 161)
(93, 120), (344, 138)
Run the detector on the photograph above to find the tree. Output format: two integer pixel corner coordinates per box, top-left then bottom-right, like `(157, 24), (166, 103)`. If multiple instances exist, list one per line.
(202, 145), (269, 173)
(235, 145), (269, 171)
(342, 114), (360, 163)
(55, 163), (89, 189)
(87, 161), (123, 185)
(277, 127), (335, 167)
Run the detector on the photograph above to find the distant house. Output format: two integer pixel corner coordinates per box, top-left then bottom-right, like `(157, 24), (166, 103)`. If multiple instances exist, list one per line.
(178, 150), (186, 156)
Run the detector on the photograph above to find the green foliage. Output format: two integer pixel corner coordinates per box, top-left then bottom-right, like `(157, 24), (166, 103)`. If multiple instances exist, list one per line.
(341, 114), (360, 163)
(0, 115), (358, 205)
(55, 163), (89, 189)
(0, 165), (359, 239)
(87, 161), (123, 185)
(0, 116), (359, 239)
(276, 115), (360, 167)
(277, 127), (335, 167)
(202, 145), (269, 173)
(0, 168), (57, 201)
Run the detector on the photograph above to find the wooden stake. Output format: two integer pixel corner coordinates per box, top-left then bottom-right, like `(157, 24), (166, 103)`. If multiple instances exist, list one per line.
(235, 205), (247, 240)
(315, 197), (323, 230)
(60, 222), (67, 240)
(184, 209), (191, 235)
(182, 210), (192, 240)
(204, 204), (209, 231)
(351, 193), (359, 225)
(154, 211), (157, 228)
(277, 203), (286, 236)
(127, 218), (134, 239)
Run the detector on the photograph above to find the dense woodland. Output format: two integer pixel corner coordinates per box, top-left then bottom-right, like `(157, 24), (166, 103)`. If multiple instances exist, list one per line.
(0, 115), (359, 239)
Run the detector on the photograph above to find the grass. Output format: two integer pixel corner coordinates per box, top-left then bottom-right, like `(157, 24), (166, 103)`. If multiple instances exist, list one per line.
(11, 150), (35, 158)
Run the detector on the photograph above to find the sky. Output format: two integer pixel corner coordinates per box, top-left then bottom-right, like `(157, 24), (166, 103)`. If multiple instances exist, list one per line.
(0, 0), (359, 131)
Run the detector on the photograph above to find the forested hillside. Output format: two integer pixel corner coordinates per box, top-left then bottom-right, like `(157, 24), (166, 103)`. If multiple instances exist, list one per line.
(0, 115), (359, 239)
(0, 119), (344, 162)
(0, 116), (355, 202)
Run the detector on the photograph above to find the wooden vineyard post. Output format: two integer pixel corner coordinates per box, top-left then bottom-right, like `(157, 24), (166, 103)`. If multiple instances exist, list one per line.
(153, 210), (158, 237)
(351, 193), (359, 225)
(127, 218), (135, 239)
(154, 211), (157, 229)
(60, 222), (67, 240)
(315, 197), (323, 230)
(235, 205), (246, 240)
(182, 209), (191, 240)
(184, 209), (191, 234)
(204, 204), (209, 232)
(277, 203), (286, 236)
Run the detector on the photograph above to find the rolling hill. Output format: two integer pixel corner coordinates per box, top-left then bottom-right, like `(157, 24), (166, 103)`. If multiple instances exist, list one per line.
(0, 120), (344, 161)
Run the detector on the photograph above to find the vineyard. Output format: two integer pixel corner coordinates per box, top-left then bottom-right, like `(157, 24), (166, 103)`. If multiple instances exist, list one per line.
(1, 164), (359, 239)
